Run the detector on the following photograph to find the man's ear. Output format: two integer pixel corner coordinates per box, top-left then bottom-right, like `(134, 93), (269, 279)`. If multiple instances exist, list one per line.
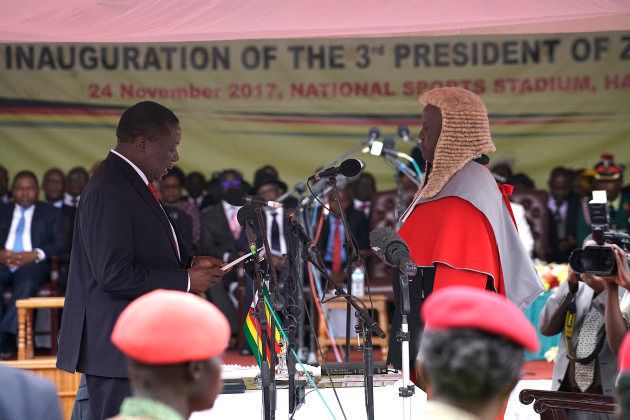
(134, 135), (148, 152)
(185, 360), (207, 385)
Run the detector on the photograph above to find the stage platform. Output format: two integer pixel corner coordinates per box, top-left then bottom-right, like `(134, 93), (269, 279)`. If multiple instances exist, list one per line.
(0, 350), (553, 419)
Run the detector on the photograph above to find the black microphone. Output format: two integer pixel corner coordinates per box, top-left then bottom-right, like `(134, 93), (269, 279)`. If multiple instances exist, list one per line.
(397, 125), (412, 143)
(226, 187), (283, 209)
(367, 127), (380, 143)
(307, 158), (363, 181)
(236, 205), (256, 227)
(286, 210), (317, 254)
(237, 205), (258, 258)
(369, 227), (417, 274)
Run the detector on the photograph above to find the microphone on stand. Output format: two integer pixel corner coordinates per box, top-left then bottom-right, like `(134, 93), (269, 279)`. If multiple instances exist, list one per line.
(227, 187), (283, 209)
(307, 158), (363, 181)
(369, 227), (417, 275)
(237, 205), (258, 257)
(286, 210), (318, 255)
(397, 125), (413, 143)
(367, 127), (380, 144)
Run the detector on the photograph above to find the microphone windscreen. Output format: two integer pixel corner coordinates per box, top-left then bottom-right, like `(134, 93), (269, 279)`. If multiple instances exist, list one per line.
(383, 137), (396, 150)
(236, 205), (256, 227)
(397, 125), (410, 141)
(225, 187), (245, 207)
(339, 158), (363, 178)
(369, 227), (398, 263)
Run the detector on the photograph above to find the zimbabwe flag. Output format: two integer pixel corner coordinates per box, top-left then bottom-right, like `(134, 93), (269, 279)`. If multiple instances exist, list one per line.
(243, 284), (283, 366)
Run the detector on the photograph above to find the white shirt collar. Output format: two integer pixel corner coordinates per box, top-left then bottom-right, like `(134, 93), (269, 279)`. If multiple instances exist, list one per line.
(111, 149), (149, 185)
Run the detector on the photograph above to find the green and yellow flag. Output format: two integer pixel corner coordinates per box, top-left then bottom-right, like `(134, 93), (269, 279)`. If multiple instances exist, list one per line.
(243, 284), (283, 366)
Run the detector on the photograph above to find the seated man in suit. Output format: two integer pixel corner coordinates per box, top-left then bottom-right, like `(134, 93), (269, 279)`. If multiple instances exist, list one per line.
(200, 169), (250, 337)
(185, 171), (209, 209)
(0, 170), (64, 359)
(317, 184), (370, 284)
(64, 166), (89, 208)
(351, 172), (377, 218)
(110, 290), (229, 420)
(547, 166), (581, 263)
(42, 167), (76, 291)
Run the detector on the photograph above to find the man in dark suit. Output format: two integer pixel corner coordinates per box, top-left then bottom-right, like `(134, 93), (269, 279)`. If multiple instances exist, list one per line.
(57, 101), (227, 420)
(317, 185), (370, 280)
(547, 166), (581, 263)
(0, 364), (62, 420)
(0, 170), (64, 359)
(200, 169), (249, 336)
(42, 167), (76, 291)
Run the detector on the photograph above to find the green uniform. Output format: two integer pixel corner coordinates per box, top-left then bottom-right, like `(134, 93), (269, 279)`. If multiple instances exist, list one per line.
(108, 397), (184, 420)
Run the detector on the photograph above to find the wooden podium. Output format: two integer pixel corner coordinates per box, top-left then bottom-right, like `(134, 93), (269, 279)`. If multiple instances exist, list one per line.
(317, 294), (390, 359)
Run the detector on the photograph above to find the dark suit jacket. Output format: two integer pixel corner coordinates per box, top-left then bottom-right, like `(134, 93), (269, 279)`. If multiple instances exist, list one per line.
(57, 152), (189, 378)
(0, 365), (62, 420)
(0, 202), (64, 259)
(547, 194), (581, 263)
(200, 203), (248, 259)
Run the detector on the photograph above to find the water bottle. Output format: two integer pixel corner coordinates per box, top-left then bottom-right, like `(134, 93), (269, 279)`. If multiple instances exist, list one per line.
(351, 267), (365, 297)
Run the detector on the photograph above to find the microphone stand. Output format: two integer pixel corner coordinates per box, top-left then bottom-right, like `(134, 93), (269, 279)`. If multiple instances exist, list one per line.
(326, 175), (361, 363)
(278, 132), (373, 203)
(396, 262), (417, 420)
(299, 204), (319, 365)
(244, 220), (275, 420)
(284, 212), (305, 414)
(288, 215), (382, 420)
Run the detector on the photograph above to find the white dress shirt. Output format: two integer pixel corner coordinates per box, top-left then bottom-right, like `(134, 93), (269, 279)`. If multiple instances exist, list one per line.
(4, 204), (46, 263)
(64, 192), (80, 207)
(265, 207), (286, 256)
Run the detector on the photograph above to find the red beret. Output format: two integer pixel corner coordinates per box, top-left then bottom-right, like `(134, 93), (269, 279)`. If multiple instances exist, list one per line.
(112, 290), (230, 364)
(422, 286), (540, 353)
(619, 333), (630, 372)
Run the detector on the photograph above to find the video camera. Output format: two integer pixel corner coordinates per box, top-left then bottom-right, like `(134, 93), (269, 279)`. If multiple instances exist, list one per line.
(569, 191), (630, 276)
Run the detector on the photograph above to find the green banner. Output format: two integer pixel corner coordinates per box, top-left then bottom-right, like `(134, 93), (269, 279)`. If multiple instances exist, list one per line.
(1, 32), (629, 189)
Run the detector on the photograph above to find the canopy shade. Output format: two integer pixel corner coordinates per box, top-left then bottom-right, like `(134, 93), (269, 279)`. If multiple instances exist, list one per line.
(2, 0), (630, 43)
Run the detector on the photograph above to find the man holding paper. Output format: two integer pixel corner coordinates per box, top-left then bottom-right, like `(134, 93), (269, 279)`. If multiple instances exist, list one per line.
(57, 101), (228, 419)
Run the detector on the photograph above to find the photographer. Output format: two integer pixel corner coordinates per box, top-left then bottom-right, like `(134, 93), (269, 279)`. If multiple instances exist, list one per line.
(598, 244), (630, 353)
(539, 241), (629, 420)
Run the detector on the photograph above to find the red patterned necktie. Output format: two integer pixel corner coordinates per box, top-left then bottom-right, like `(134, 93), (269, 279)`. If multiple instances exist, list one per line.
(331, 218), (342, 273)
(147, 182), (160, 203)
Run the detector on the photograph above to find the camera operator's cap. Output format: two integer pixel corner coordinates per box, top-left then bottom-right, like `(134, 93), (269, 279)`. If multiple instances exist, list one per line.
(594, 152), (624, 181)
(619, 333), (630, 372)
(112, 289), (230, 364)
(422, 286), (540, 352)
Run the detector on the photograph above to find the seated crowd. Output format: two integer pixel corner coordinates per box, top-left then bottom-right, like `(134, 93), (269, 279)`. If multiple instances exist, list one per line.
(0, 151), (629, 361)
